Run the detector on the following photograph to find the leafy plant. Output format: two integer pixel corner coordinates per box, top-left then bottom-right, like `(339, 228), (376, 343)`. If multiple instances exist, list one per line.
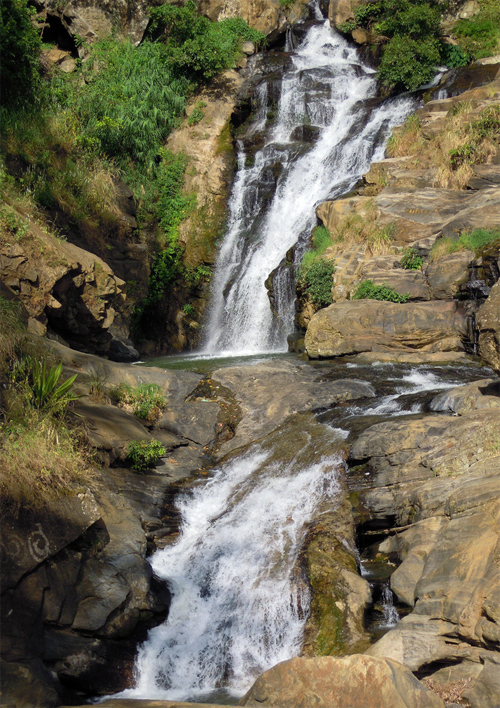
(353, 280), (410, 303)
(400, 247), (424, 270)
(298, 257), (336, 308)
(183, 303), (196, 317)
(110, 382), (167, 422)
(13, 358), (79, 416)
(188, 101), (207, 126)
(127, 439), (166, 472)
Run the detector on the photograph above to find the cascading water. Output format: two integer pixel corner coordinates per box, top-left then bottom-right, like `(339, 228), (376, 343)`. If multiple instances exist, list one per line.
(203, 18), (416, 356)
(118, 426), (345, 701)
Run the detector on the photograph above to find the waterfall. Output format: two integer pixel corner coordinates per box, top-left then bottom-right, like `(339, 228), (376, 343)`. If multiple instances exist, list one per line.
(117, 429), (344, 701)
(382, 583), (399, 627)
(202, 19), (416, 357)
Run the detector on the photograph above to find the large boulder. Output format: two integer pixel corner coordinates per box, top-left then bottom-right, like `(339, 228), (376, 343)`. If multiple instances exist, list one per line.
(305, 300), (468, 359)
(238, 655), (445, 708)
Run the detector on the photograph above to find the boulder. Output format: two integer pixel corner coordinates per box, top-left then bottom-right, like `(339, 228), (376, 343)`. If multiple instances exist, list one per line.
(238, 654), (445, 708)
(430, 379), (500, 415)
(477, 279), (500, 372)
(426, 250), (474, 299)
(305, 300), (468, 359)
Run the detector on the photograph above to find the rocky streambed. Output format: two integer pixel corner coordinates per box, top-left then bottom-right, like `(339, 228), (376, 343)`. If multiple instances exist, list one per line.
(2, 342), (500, 708)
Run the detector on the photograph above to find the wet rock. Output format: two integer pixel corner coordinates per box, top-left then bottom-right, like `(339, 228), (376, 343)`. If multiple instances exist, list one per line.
(238, 654), (445, 708)
(212, 359), (375, 453)
(305, 300), (468, 359)
(430, 378), (500, 414)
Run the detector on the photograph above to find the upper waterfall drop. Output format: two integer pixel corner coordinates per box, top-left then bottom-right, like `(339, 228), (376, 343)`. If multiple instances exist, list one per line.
(202, 18), (416, 357)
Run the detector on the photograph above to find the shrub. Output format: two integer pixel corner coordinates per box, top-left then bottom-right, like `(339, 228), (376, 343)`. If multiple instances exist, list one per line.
(0, 0), (42, 110)
(298, 257), (336, 308)
(430, 228), (500, 261)
(400, 248), (424, 270)
(110, 382), (167, 422)
(378, 36), (441, 91)
(183, 303), (196, 317)
(454, 16), (500, 60)
(353, 280), (410, 303)
(127, 440), (166, 472)
(187, 101), (207, 126)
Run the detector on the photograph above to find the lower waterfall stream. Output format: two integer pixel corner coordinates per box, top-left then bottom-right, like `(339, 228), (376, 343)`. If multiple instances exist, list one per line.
(112, 358), (493, 703)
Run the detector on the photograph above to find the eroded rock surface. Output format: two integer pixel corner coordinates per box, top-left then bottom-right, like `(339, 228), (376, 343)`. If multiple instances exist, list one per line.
(238, 654), (445, 708)
(305, 300), (468, 359)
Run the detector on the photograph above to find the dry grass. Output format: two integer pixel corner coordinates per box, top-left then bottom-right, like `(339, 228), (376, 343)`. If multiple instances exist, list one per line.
(0, 415), (92, 513)
(386, 102), (500, 189)
(329, 201), (397, 256)
(423, 677), (472, 706)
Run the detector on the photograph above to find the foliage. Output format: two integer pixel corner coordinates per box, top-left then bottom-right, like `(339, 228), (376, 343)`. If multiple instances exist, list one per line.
(279, 0), (296, 9)
(147, 0), (265, 82)
(440, 42), (470, 68)
(400, 247), (424, 270)
(183, 303), (196, 317)
(0, 0), (42, 110)
(449, 105), (500, 170)
(298, 257), (336, 308)
(75, 39), (189, 166)
(353, 280), (410, 303)
(430, 228), (500, 261)
(127, 439), (166, 472)
(110, 382), (167, 422)
(342, 0), (485, 91)
(188, 101), (207, 126)
(311, 225), (332, 255)
(378, 35), (441, 91)
(453, 0), (500, 60)
(12, 357), (79, 416)
(0, 208), (29, 241)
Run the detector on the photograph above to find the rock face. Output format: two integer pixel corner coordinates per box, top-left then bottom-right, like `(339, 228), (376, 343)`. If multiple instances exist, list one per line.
(35, 0), (150, 47)
(477, 279), (500, 372)
(305, 300), (468, 359)
(199, 0), (309, 38)
(238, 655), (445, 708)
(0, 214), (138, 360)
(346, 380), (500, 708)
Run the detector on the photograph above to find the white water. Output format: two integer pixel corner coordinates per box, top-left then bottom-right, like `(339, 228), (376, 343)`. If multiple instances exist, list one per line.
(382, 583), (399, 627)
(203, 20), (416, 357)
(119, 443), (344, 701)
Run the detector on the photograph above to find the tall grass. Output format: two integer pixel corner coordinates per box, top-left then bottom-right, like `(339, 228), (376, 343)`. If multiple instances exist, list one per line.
(430, 228), (500, 261)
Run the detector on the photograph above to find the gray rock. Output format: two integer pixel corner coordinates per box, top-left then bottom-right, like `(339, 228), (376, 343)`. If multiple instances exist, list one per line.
(426, 250), (474, 300)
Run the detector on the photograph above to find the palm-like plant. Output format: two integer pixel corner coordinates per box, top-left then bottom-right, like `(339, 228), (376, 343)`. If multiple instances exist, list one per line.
(28, 359), (78, 415)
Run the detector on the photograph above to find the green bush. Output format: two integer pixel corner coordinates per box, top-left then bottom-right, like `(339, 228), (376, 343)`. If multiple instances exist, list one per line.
(353, 280), (410, 303)
(127, 440), (166, 472)
(400, 247), (424, 270)
(110, 382), (167, 421)
(0, 0), (42, 110)
(440, 43), (470, 68)
(187, 101), (207, 126)
(147, 1), (265, 82)
(311, 225), (332, 255)
(298, 257), (336, 308)
(378, 36), (441, 91)
(454, 16), (500, 59)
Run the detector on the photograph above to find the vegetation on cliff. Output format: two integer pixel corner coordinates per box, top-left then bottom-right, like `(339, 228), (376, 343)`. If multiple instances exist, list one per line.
(0, 0), (264, 346)
(340, 0), (499, 91)
(0, 297), (90, 511)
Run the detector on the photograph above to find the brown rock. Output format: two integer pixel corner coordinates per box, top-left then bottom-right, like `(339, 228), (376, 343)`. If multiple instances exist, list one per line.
(426, 250), (474, 299)
(238, 654), (445, 708)
(477, 279), (500, 372)
(305, 300), (468, 359)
